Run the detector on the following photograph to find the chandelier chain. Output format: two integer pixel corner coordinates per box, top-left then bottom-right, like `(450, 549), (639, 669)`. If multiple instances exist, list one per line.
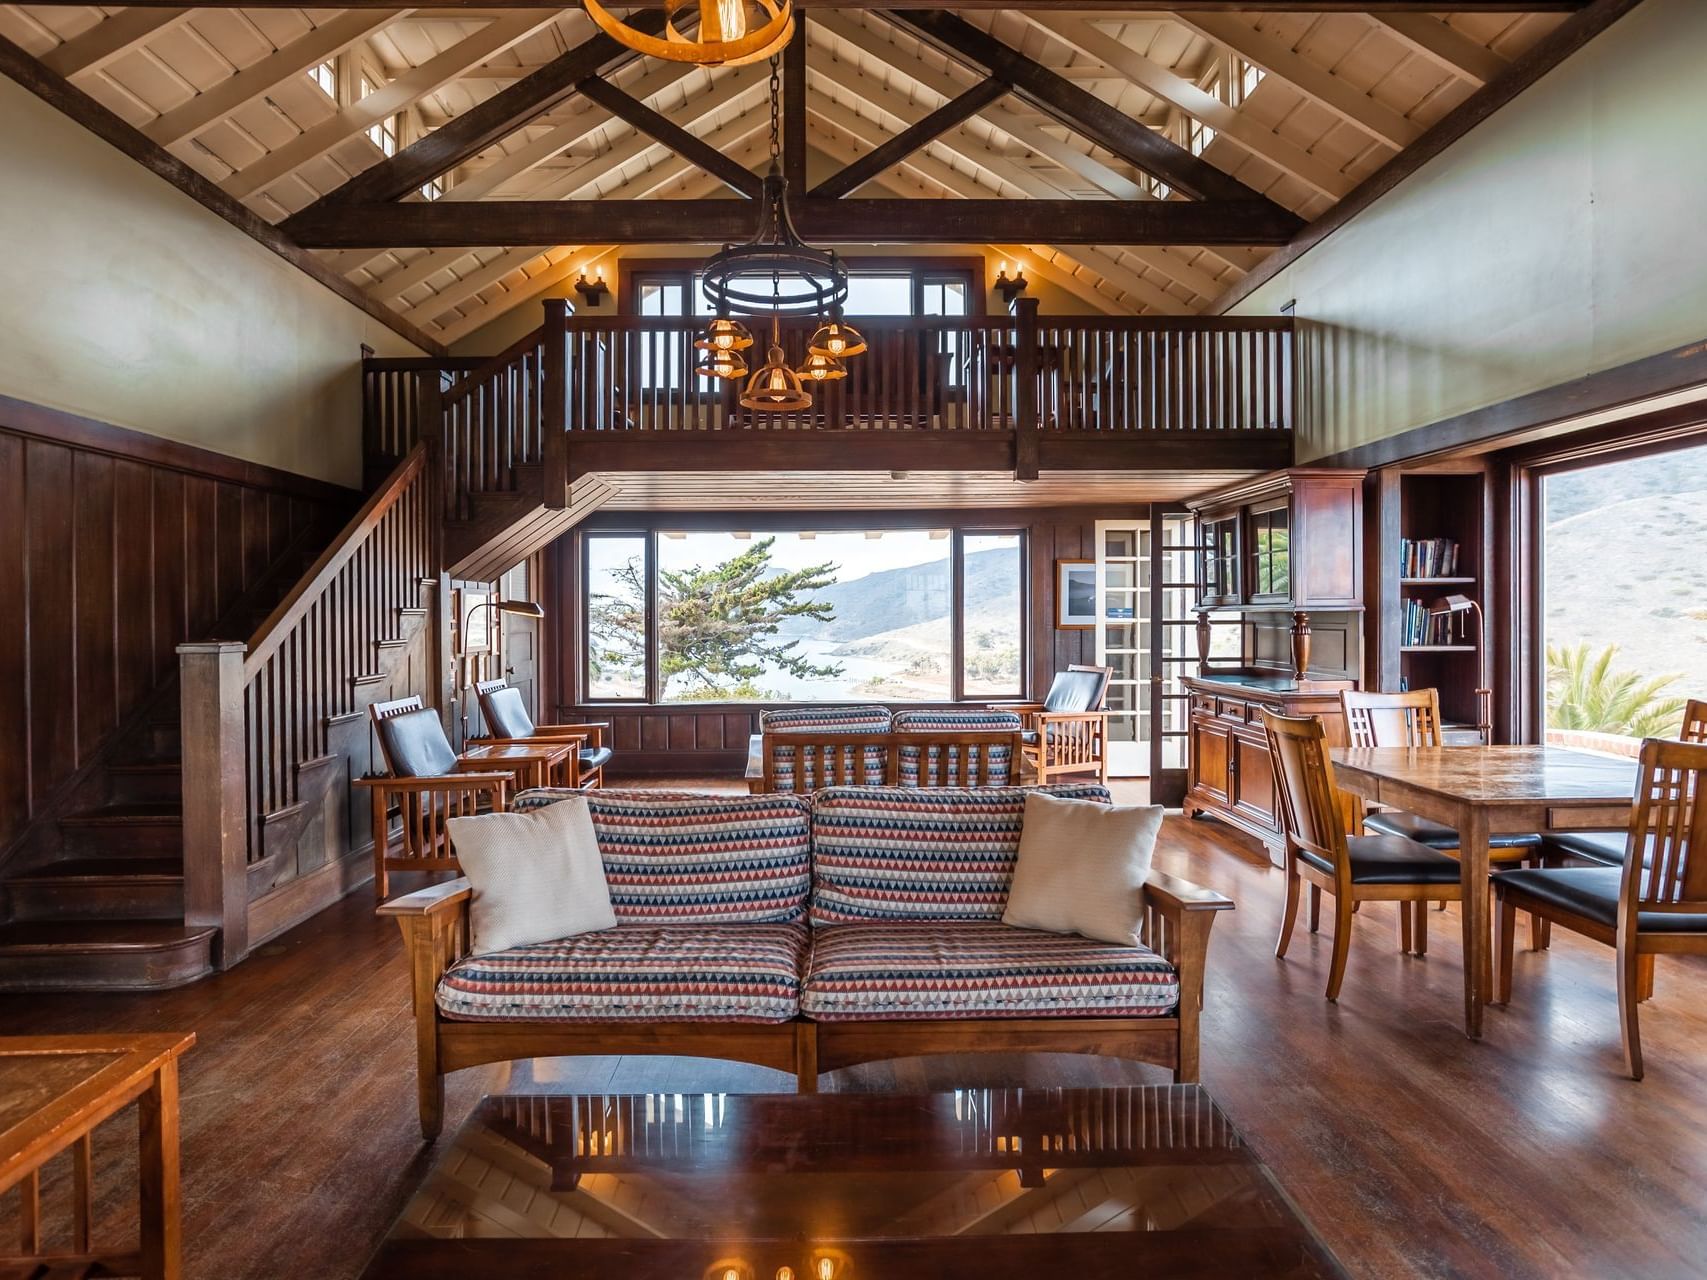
(768, 55), (781, 161)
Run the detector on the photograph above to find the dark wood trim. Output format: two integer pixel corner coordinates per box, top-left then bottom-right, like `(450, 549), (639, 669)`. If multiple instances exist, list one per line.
(1208, 0), (1650, 317)
(886, 10), (1275, 208)
(0, 33), (445, 358)
(285, 20), (662, 214)
(782, 19), (808, 194)
(575, 75), (764, 199)
(581, 506), (1150, 532)
(809, 79), (1011, 200)
(1309, 335), (1707, 471)
(0, 394), (360, 505)
(283, 198), (1304, 249)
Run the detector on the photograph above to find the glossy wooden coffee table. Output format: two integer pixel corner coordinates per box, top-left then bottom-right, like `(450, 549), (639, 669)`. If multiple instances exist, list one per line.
(362, 1087), (1346, 1279)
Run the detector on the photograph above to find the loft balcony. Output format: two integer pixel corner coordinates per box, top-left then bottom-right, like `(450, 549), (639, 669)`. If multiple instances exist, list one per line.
(362, 304), (1297, 576)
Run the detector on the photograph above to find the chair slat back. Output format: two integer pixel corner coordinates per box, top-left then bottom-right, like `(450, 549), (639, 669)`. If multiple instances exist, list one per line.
(1263, 711), (1350, 871)
(371, 695), (427, 723)
(1340, 688), (1443, 749)
(895, 730), (1023, 788)
(761, 732), (892, 794)
(1625, 737), (1707, 911)
(1681, 699), (1707, 744)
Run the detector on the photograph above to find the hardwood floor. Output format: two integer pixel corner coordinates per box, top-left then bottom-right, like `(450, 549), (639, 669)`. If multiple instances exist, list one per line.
(2, 777), (1704, 1279)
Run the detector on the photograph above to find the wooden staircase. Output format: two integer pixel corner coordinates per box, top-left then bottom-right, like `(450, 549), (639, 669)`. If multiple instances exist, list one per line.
(0, 549), (323, 991)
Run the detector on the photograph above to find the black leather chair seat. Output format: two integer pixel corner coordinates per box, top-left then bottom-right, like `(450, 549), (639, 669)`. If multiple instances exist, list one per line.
(579, 746), (614, 771)
(1362, 810), (1543, 853)
(1297, 834), (1464, 886)
(1539, 831), (1629, 867)
(1495, 867), (1707, 932)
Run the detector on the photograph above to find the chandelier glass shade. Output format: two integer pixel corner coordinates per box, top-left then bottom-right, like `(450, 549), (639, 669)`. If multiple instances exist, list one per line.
(584, 0), (793, 68)
(807, 318), (867, 359)
(740, 319), (814, 411)
(694, 317), (755, 353)
(797, 352), (847, 382)
(696, 349), (750, 380)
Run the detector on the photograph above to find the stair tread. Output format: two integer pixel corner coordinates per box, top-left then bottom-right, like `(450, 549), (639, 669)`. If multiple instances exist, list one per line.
(61, 803), (183, 826)
(12, 857), (182, 882)
(0, 921), (216, 953)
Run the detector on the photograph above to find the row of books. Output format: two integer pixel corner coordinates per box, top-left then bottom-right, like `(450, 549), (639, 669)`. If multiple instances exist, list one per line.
(1399, 537), (1460, 578)
(1400, 598), (1460, 647)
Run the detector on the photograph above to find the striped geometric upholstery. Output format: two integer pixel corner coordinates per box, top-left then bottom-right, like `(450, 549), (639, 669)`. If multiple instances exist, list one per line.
(437, 922), (808, 1022)
(892, 709), (1022, 787)
(809, 783), (1112, 925)
(509, 789), (811, 924)
(760, 706), (893, 794)
(800, 921), (1178, 1020)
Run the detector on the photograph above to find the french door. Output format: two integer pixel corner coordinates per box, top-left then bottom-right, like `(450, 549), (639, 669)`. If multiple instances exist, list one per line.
(1150, 507), (1201, 807)
(1094, 520), (1149, 778)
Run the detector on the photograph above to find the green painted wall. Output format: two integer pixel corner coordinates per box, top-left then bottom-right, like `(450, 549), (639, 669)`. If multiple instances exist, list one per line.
(0, 78), (422, 487)
(1232, 0), (1707, 462)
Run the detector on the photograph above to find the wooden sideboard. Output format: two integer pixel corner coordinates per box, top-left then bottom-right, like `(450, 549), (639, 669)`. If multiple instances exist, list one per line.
(1184, 671), (1353, 864)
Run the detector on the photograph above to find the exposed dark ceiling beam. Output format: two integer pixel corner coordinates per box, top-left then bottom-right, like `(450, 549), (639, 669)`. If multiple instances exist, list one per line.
(0, 31), (446, 355)
(885, 10), (1267, 207)
(810, 78), (1010, 199)
(782, 22), (808, 193)
(285, 198), (1304, 248)
(1208, 0), (1648, 313)
(290, 17), (663, 213)
(575, 75), (763, 198)
(7, 2), (1593, 10)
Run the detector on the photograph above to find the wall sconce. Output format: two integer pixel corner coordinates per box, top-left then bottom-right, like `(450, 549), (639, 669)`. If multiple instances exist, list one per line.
(574, 266), (609, 306)
(993, 260), (1028, 307)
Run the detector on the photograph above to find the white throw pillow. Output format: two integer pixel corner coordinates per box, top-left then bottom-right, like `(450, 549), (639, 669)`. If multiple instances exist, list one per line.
(447, 797), (616, 956)
(1002, 790), (1163, 946)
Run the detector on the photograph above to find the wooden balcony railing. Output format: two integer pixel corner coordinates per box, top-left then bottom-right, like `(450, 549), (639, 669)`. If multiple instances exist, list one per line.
(179, 444), (437, 964)
(362, 301), (1295, 502)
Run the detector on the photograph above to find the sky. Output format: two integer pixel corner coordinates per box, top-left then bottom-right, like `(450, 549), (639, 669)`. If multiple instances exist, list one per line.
(656, 528), (952, 584)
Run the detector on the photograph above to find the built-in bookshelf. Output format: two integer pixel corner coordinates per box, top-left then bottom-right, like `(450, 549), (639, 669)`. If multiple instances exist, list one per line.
(1368, 466), (1492, 742)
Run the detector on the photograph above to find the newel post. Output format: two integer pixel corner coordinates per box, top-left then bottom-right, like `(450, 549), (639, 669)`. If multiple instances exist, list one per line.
(178, 642), (249, 968)
(542, 297), (570, 510)
(1012, 295), (1040, 482)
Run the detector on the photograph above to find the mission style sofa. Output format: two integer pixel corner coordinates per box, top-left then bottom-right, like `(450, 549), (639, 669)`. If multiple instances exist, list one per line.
(380, 784), (1233, 1138)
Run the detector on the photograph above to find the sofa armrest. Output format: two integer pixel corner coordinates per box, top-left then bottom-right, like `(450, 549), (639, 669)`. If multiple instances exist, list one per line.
(542, 721), (609, 749)
(377, 877), (472, 919)
(1141, 869), (1233, 1083)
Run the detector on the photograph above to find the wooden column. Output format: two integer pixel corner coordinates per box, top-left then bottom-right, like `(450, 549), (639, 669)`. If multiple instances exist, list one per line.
(542, 297), (570, 510)
(178, 641), (248, 968)
(1012, 295), (1039, 482)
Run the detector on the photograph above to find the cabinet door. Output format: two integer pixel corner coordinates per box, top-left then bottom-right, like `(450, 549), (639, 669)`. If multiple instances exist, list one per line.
(1246, 500), (1291, 603)
(1230, 732), (1278, 826)
(1198, 515), (1242, 607)
(1191, 719), (1232, 804)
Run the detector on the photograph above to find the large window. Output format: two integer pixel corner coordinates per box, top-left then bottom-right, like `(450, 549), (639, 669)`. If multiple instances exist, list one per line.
(628, 265), (976, 319)
(1538, 438), (1707, 750)
(583, 526), (1025, 704)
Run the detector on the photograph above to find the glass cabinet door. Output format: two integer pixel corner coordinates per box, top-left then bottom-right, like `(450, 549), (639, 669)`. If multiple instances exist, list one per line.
(1248, 502), (1291, 601)
(1199, 515), (1241, 607)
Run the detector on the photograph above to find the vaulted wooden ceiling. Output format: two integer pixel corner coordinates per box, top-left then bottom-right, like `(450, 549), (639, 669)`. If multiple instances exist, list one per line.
(1, 2), (1607, 349)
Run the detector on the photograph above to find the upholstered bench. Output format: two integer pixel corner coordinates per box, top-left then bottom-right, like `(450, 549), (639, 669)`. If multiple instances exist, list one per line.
(380, 784), (1233, 1139)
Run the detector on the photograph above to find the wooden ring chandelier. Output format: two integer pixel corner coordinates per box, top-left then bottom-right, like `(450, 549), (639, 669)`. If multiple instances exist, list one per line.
(584, 0), (795, 68)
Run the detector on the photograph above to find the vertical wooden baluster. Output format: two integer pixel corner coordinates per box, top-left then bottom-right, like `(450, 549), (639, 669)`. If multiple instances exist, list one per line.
(19, 1167), (39, 1255)
(73, 1130), (93, 1254)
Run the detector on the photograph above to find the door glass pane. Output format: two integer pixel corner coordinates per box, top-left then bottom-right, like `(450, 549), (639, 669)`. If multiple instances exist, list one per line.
(586, 535), (647, 699)
(961, 532), (1024, 699)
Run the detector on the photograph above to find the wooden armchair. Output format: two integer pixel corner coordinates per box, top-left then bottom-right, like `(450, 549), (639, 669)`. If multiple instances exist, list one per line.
(355, 696), (510, 901)
(473, 679), (612, 788)
(1495, 736), (1707, 1079)
(1000, 664), (1112, 785)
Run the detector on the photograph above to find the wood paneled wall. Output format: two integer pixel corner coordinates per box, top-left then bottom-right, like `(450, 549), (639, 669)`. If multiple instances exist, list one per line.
(0, 397), (354, 859)
(542, 508), (1137, 776)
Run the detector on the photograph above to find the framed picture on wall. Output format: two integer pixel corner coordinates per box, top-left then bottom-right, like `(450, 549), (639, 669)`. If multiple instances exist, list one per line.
(1056, 559), (1097, 629)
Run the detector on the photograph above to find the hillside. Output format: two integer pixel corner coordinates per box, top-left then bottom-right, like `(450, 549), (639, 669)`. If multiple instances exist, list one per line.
(777, 544), (1020, 641)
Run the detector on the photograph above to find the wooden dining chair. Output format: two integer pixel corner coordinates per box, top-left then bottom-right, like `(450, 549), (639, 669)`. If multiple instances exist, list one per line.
(1343, 687), (1545, 947)
(473, 678), (612, 788)
(1540, 698), (1707, 869)
(1494, 736), (1707, 1079)
(1265, 710), (1465, 1001)
(355, 696), (511, 901)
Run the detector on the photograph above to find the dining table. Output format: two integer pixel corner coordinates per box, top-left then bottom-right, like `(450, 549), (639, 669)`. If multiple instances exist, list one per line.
(1328, 745), (1640, 1038)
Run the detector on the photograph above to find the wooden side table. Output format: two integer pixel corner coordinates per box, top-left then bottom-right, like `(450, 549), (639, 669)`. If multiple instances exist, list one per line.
(0, 1032), (195, 1279)
(457, 742), (576, 791)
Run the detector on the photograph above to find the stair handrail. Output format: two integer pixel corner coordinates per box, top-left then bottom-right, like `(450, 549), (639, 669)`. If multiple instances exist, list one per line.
(442, 326), (546, 406)
(244, 442), (429, 679)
